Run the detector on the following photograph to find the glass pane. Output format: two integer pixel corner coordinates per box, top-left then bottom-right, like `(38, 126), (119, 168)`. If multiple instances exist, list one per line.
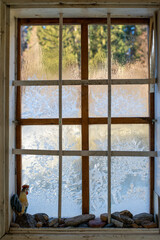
(22, 126), (59, 150)
(111, 25), (148, 79)
(89, 25), (108, 79)
(62, 86), (81, 118)
(89, 86), (108, 117)
(89, 125), (108, 150)
(62, 125), (81, 150)
(22, 155), (59, 217)
(62, 156), (82, 217)
(63, 25), (81, 80)
(21, 86), (58, 118)
(111, 124), (149, 151)
(21, 25), (59, 80)
(90, 157), (108, 216)
(112, 85), (149, 117)
(111, 157), (150, 214)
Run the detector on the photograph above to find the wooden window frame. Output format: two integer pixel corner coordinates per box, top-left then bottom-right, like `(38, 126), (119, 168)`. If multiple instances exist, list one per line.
(14, 16), (155, 220)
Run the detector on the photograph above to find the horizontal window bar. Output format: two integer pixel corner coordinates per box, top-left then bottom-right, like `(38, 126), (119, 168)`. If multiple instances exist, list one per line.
(12, 79), (155, 86)
(12, 149), (157, 157)
(17, 18), (150, 25)
(14, 117), (152, 125)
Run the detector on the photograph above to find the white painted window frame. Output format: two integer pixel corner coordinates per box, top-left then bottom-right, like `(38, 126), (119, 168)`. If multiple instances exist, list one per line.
(1, 1), (160, 239)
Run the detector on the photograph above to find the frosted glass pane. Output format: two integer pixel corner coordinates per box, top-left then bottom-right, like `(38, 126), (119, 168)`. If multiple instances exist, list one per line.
(90, 157), (108, 216)
(112, 85), (149, 117)
(22, 126), (59, 150)
(89, 125), (108, 150)
(111, 25), (148, 79)
(89, 25), (108, 79)
(112, 124), (149, 151)
(21, 86), (58, 118)
(62, 156), (82, 217)
(22, 155), (59, 217)
(111, 157), (150, 214)
(21, 25), (59, 80)
(62, 86), (81, 118)
(62, 25), (81, 80)
(89, 86), (108, 117)
(62, 125), (81, 150)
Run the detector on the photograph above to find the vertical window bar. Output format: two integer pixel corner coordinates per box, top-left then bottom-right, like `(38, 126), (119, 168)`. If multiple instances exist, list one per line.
(107, 13), (111, 223)
(58, 13), (63, 220)
(81, 24), (89, 214)
(16, 20), (22, 196)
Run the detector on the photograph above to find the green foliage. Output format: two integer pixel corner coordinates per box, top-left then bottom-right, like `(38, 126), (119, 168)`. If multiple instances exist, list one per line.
(89, 25), (108, 69)
(111, 25), (144, 65)
(37, 25), (59, 75)
(24, 24), (147, 75)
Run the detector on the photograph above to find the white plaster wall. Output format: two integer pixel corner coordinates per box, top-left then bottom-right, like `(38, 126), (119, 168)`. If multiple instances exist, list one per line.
(155, 11), (160, 197)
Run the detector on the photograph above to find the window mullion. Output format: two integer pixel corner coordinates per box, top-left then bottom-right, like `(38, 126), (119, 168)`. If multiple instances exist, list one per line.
(16, 19), (22, 196)
(81, 23), (89, 214)
(58, 13), (63, 220)
(107, 13), (111, 224)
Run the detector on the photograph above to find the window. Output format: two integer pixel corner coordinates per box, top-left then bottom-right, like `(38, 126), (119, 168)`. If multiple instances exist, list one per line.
(14, 17), (154, 220)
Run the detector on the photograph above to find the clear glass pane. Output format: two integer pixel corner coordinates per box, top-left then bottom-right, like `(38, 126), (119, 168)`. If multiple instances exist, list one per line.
(21, 86), (58, 118)
(62, 86), (81, 118)
(62, 156), (82, 217)
(89, 86), (108, 117)
(112, 85), (149, 117)
(22, 126), (59, 150)
(111, 124), (149, 151)
(111, 25), (148, 79)
(62, 25), (81, 80)
(22, 155), (59, 217)
(89, 125), (108, 150)
(90, 157), (108, 216)
(111, 157), (150, 214)
(21, 25), (59, 80)
(62, 125), (81, 150)
(89, 25), (108, 79)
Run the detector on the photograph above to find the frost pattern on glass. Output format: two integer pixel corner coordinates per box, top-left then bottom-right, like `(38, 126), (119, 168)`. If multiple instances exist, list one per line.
(62, 86), (81, 118)
(90, 157), (108, 216)
(111, 25), (148, 79)
(62, 25), (81, 80)
(111, 124), (149, 151)
(22, 126), (59, 150)
(89, 125), (108, 150)
(112, 85), (149, 117)
(62, 157), (82, 217)
(22, 155), (59, 217)
(21, 25), (59, 80)
(89, 86), (108, 117)
(111, 157), (150, 214)
(21, 86), (58, 118)
(89, 25), (108, 79)
(62, 125), (81, 150)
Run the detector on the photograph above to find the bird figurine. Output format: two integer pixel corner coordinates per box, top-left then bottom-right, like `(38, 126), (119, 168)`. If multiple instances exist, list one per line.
(11, 185), (29, 215)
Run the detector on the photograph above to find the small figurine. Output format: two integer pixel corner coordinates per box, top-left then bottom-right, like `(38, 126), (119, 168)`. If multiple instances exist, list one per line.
(11, 184), (29, 215)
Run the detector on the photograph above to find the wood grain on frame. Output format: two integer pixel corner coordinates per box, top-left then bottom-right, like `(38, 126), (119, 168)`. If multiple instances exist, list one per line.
(19, 18), (149, 26)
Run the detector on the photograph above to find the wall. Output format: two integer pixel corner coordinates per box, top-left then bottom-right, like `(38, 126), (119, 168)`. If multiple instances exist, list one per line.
(0, 1), (6, 238)
(155, 11), (160, 197)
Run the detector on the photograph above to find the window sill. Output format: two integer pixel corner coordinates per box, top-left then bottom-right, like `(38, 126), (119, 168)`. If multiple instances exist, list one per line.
(1, 228), (159, 240)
